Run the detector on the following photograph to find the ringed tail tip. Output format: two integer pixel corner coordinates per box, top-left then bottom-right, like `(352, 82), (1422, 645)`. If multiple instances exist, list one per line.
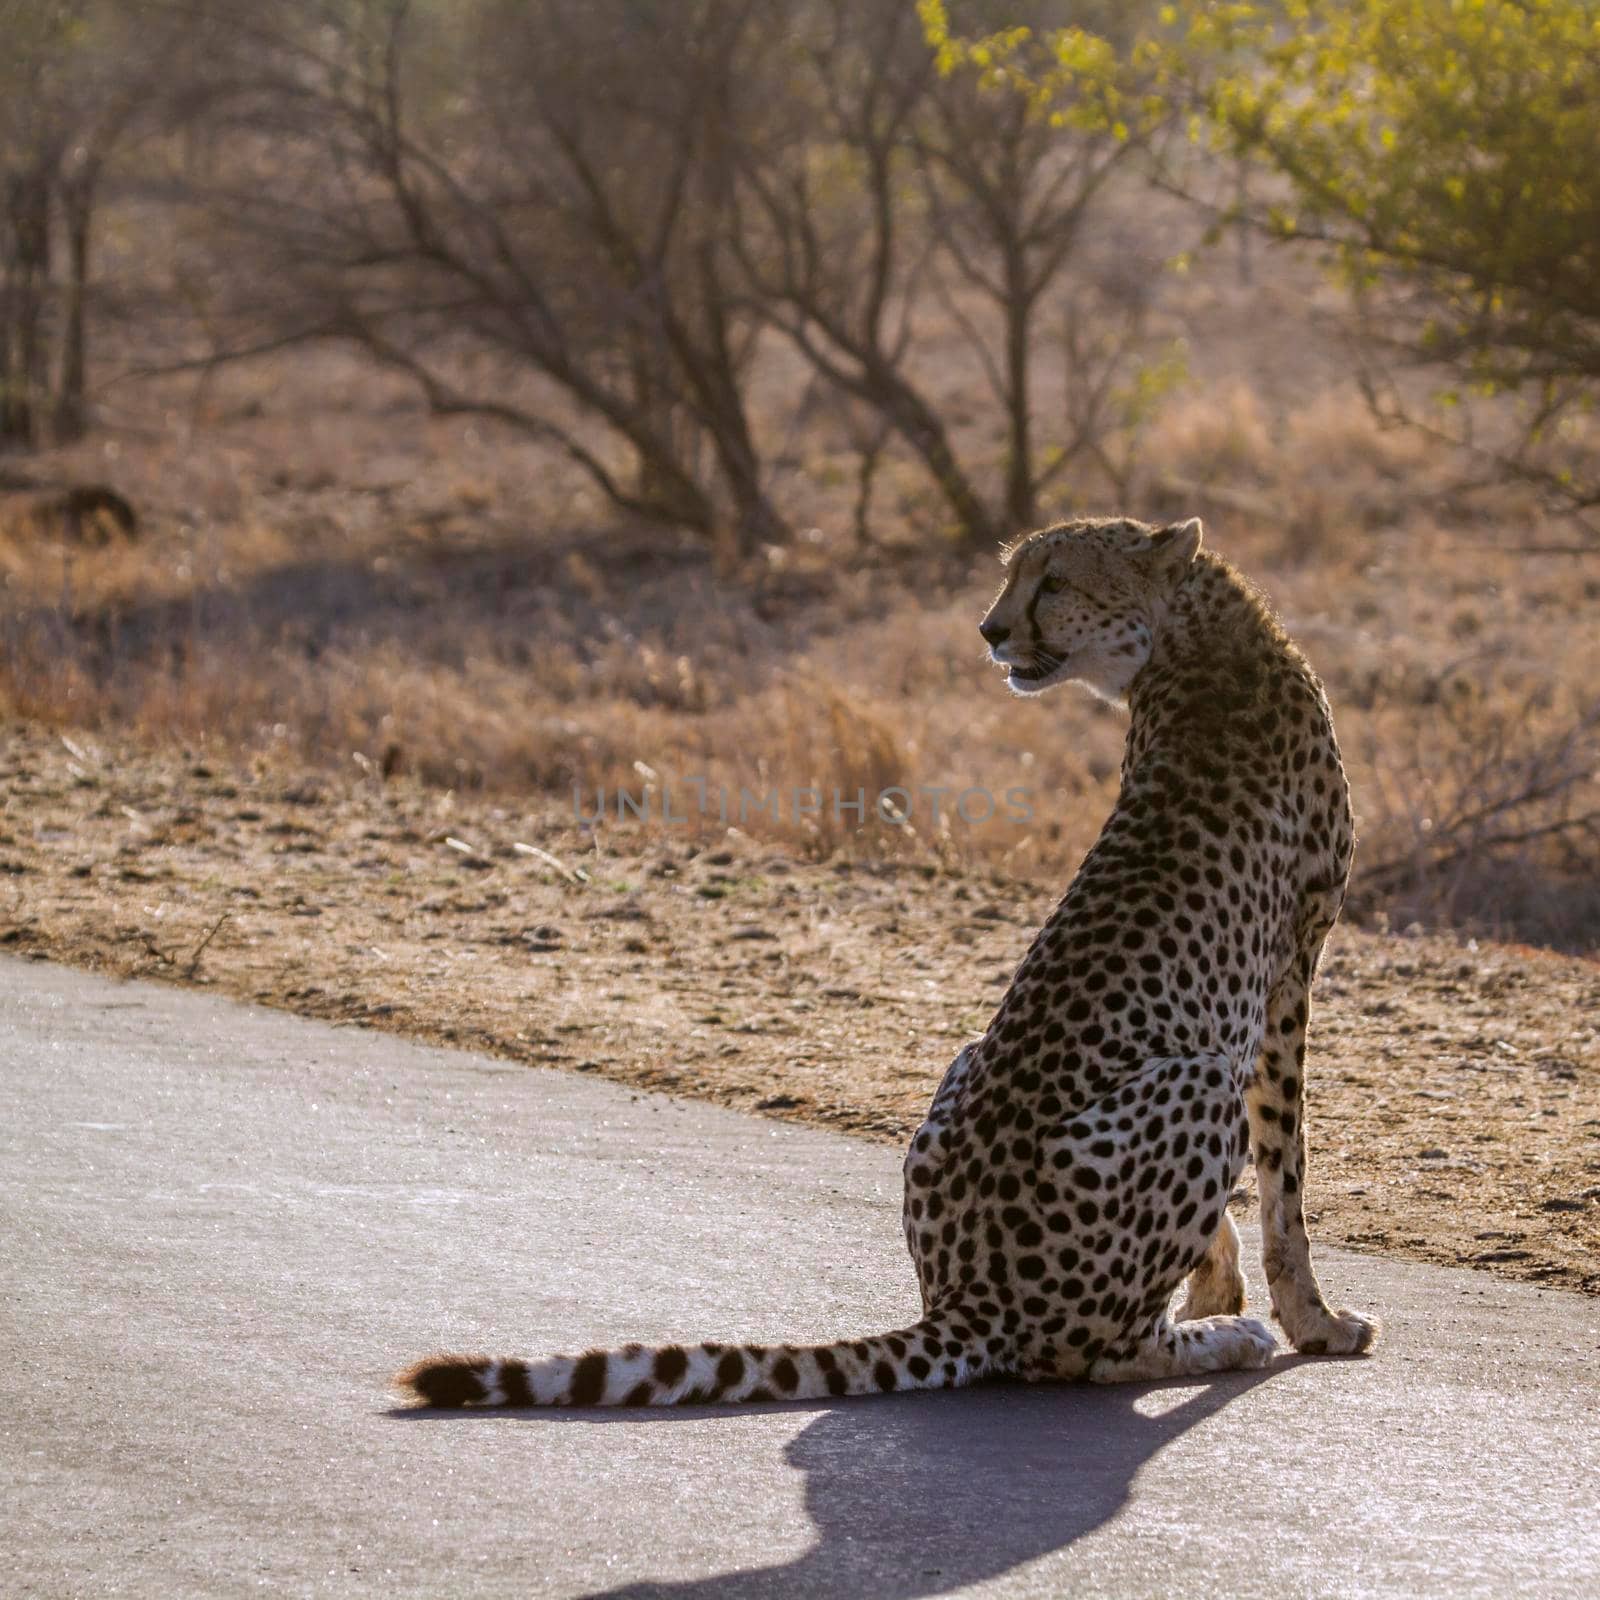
(395, 1354), (494, 1408)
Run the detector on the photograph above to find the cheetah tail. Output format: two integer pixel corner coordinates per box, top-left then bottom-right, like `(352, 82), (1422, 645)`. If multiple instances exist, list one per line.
(394, 1307), (986, 1409)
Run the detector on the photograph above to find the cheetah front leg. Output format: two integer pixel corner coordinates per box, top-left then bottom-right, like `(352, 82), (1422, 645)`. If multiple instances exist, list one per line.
(1248, 951), (1378, 1356)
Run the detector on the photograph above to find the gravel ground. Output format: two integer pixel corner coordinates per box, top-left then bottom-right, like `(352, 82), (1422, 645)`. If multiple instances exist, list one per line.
(4, 720), (1597, 1293)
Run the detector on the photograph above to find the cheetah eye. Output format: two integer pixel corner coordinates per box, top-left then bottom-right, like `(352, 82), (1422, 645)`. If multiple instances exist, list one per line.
(1042, 573), (1068, 595)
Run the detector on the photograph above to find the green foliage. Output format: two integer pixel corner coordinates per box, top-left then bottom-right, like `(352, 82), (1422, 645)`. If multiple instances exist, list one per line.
(1118, 338), (1189, 430)
(1208, 1), (1600, 396)
(917, 0), (1170, 139)
(925, 0), (1600, 507)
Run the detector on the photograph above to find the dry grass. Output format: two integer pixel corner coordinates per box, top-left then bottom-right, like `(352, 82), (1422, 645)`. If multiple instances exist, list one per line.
(2, 260), (1598, 953)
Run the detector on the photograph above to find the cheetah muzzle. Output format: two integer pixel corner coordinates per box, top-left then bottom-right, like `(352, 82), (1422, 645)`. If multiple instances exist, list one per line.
(397, 514), (1378, 1407)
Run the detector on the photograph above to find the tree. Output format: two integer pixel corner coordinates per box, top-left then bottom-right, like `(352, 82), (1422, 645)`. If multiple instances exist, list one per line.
(180, 0), (1181, 550)
(733, 0), (1176, 546)
(1, 3), (93, 447)
(186, 0), (791, 556)
(1203, 0), (1600, 522)
(728, 0), (1000, 544)
(0, 0), (191, 447)
(925, 0), (1600, 526)
(912, 0), (1173, 528)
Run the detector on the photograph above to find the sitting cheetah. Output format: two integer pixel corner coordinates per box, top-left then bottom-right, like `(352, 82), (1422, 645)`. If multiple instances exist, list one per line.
(398, 515), (1376, 1407)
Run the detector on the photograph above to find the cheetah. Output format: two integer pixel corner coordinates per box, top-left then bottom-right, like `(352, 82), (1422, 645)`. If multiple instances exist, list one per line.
(397, 515), (1376, 1407)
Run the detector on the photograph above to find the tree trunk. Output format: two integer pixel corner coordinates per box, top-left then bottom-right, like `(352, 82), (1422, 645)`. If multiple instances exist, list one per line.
(724, 466), (790, 555)
(1002, 246), (1035, 531)
(626, 438), (721, 538)
(55, 169), (94, 442)
(704, 397), (791, 556)
(688, 242), (791, 556)
(871, 361), (998, 548)
(0, 170), (53, 448)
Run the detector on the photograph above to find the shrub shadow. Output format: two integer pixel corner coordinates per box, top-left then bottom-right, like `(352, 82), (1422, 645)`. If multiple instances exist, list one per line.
(10, 519), (832, 689)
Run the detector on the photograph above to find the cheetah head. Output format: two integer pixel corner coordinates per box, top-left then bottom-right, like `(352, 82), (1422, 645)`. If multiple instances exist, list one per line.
(979, 515), (1203, 704)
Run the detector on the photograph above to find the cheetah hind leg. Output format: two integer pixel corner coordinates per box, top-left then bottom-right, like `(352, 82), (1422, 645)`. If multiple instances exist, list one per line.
(1178, 1211), (1248, 1321)
(1088, 1313), (1277, 1384)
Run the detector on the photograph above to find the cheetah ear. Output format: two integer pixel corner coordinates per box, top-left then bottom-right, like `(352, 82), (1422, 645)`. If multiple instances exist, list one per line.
(1148, 516), (1203, 571)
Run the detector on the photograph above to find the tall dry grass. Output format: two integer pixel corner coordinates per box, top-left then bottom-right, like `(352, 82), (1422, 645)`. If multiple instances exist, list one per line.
(3, 307), (1597, 951)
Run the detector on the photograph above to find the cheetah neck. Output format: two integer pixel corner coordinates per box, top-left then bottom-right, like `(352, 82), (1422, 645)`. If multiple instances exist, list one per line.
(1129, 554), (1299, 729)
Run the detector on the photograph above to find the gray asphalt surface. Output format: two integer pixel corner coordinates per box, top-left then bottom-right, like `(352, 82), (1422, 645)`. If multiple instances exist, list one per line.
(3, 956), (1597, 1599)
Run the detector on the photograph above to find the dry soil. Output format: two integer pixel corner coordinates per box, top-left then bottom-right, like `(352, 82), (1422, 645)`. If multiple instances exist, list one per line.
(3, 720), (1596, 1294)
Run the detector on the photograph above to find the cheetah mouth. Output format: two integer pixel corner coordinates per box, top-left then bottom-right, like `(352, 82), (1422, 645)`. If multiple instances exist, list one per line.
(1004, 653), (1067, 695)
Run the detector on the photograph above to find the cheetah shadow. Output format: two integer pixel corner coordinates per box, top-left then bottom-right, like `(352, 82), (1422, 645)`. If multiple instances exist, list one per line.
(407, 1364), (1283, 1598)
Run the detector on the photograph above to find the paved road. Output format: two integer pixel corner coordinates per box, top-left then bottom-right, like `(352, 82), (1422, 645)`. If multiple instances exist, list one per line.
(3, 957), (1597, 1599)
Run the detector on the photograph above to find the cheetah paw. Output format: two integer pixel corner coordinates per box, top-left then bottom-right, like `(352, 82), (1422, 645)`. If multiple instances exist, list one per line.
(1234, 1316), (1279, 1368)
(1286, 1306), (1379, 1357)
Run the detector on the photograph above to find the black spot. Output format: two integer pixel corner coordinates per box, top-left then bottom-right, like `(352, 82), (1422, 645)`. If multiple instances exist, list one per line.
(654, 1346), (688, 1386)
(570, 1351), (608, 1406)
(499, 1361), (534, 1407)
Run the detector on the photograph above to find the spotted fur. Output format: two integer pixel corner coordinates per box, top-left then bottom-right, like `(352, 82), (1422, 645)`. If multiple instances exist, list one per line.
(396, 515), (1376, 1407)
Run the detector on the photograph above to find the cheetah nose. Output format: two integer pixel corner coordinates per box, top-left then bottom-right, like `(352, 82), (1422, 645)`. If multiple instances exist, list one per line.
(980, 619), (1010, 647)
